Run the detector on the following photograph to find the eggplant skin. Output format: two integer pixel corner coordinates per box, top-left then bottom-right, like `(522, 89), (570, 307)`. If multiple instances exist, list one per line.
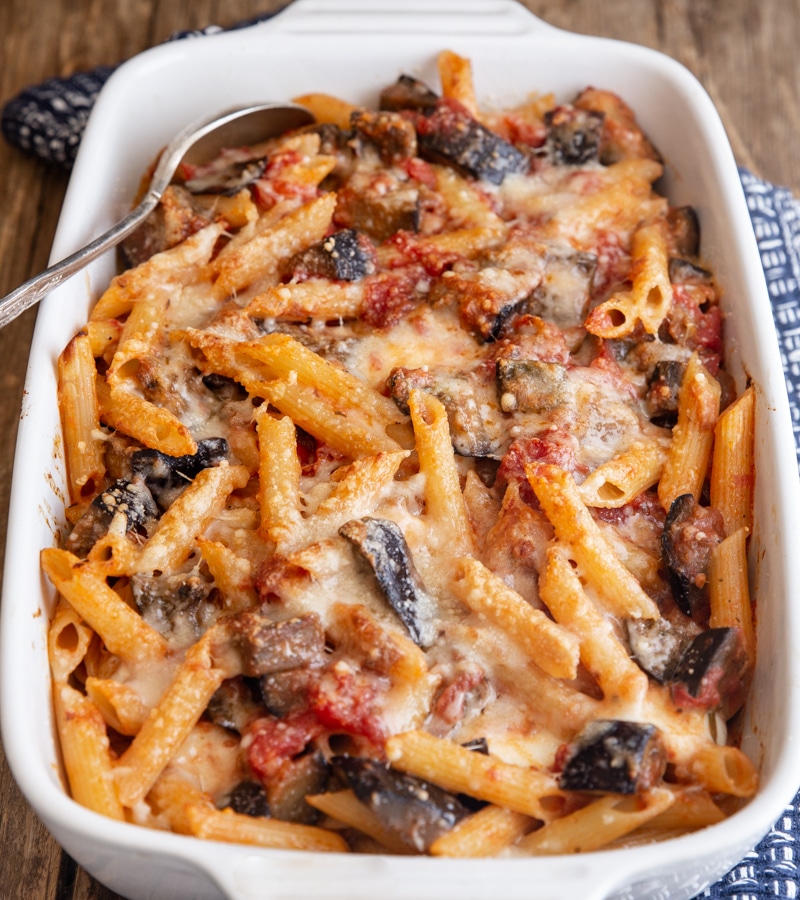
(661, 493), (726, 618)
(65, 477), (158, 557)
(223, 781), (270, 818)
(131, 437), (230, 510)
(670, 627), (750, 720)
(331, 756), (469, 852)
(666, 206), (701, 259)
(646, 360), (685, 424)
(558, 720), (667, 794)
(131, 567), (214, 638)
(416, 100), (529, 185)
(379, 74), (440, 114)
(339, 517), (436, 647)
(229, 611), (326, 678)
(625, 616), (695, 684)
(544, 106), (605, 165)
(286, 229), (374, 282)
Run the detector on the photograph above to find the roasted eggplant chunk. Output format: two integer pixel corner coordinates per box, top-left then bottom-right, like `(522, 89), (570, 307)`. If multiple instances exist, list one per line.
(558, 720), (667, 794)
(267, 751), (329, 824)
(416, 101), (528, 185)
(65, 477), (158, 557)
(528, 250), (597, 333)
(224, 780), (270, 818)
(120, 184), (210, 268)
(386, 366), (435, 415)
(496, 359), (568, 414)
(206, 677), (264, 734)
(573, 87), (662, 165)
(259, 668), (317, 718)
(131, 567), (215, 638)
(666, 205), (701, 259)
(339, 517), (437, 647)
(646, 359), (686, 424)
(335, 181), (421, 242)
(434, 378), (500, 458)
(201, 372), (248, 401)
(332, 756), (469, 852)
(131, 437), (229, 510)
(431, 267), (542, 342)
(670, 627), (750, 720)
(661, 494), (726, 618)
(351, 109), (418, 164)
(668, 257), (714, 286)
(544, 106), (605, 165)
(286, 229), (374, 282)
(230, 611), (326, 678)
(379, 74), (440, 113)
(625, 616), (697, 683)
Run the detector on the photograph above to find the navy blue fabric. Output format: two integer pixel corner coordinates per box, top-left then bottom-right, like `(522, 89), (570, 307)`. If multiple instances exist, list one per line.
(694, 172), (800, 899)
(1, 65), (116, 168)
(2, 17), (800, 896)
(0, 18), (263, 168)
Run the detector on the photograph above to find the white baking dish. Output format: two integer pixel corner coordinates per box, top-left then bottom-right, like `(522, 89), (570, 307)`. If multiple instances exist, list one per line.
(3, 1), (799, 898)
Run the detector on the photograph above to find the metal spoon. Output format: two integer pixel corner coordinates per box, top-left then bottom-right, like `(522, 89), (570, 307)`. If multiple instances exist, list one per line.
(0, 101), (315, 330)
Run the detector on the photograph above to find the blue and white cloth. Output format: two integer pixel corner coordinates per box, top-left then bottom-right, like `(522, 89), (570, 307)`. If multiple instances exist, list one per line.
(1, 19), (799, 898)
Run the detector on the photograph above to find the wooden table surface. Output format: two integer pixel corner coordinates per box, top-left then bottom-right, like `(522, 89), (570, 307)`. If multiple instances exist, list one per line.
(0, 1), (797, 897)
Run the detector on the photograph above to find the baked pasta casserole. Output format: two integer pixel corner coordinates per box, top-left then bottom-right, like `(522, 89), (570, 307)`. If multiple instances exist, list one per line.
(45, 50), (757, 856)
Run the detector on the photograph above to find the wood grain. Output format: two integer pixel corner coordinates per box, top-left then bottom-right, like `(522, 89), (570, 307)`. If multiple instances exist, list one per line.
(0, 1), (795, 897)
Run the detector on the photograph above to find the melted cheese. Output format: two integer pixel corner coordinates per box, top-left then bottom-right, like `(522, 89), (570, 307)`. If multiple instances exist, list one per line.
(49, 70), (753, 855)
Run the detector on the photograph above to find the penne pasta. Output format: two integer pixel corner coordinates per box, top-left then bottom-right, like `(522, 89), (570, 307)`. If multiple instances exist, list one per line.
(710, 386), (755, 534)
(451, 556), (580, 679)
(212, 193), (337, 298)
(134, 464), (250, 574)
(58, 332), (106, 503)
(95, 374), (197, 457)
(114, 630), (229, 807)
(409, 390), (474, 557)
(515, 789), (675, 855)
(292, 92), (362, 130)
(526, 463), (659, 620)
(708, 527), (755, 661)
(254, 409), (303, 546)
(538, 543), (649, 704)
(52, 682), (125, 821)
(578, 440), (666, 508)
(658, 353), (721, 509)
(438, 49), (480, 119)
(41, 548), (168, 664)
(385, 731), (564, 822)
(43, 57), (759, 860)
(584, 220), (673, 338)
(184, 804), (349, 853)
(429, 805), (534, 858)
(47, 600), (94, 683)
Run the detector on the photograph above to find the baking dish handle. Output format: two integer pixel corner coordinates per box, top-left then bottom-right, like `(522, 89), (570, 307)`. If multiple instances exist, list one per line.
(259, 0), (559, 37)
(204, 851), (628, 900)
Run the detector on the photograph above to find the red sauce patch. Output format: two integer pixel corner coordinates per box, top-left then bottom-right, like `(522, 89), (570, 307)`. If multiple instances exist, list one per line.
(498, 432), (583, 506)
(309, 667), (388, 745)
(247, 712), (322, 781)
(363, 268), (424, 328)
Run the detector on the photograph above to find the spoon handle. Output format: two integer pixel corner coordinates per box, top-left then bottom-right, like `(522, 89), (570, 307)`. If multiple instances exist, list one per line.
(0, 193), (158, 330)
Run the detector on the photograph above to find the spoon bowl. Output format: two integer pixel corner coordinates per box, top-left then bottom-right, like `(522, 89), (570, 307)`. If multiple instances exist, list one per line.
(0, 101), (314, 330)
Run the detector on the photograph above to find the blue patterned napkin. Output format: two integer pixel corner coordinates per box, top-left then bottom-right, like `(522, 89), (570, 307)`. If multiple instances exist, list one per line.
(2, 22), (799, 898)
